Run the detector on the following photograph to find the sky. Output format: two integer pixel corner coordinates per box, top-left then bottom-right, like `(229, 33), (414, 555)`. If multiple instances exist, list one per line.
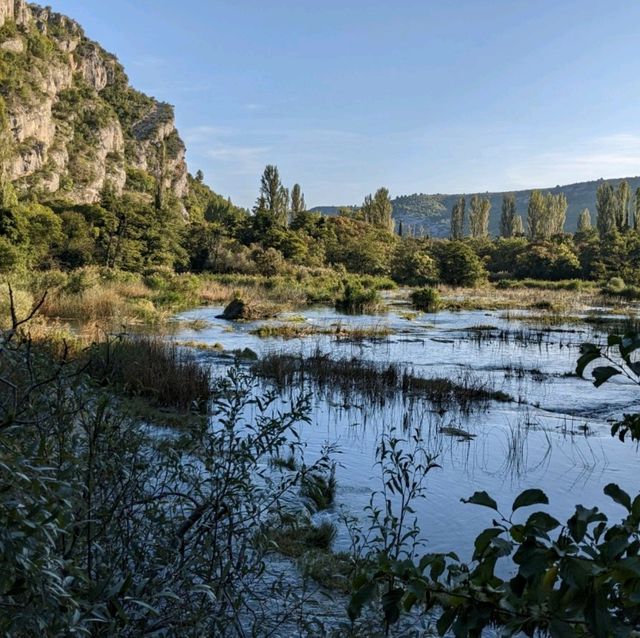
(50, 0), (640, 209)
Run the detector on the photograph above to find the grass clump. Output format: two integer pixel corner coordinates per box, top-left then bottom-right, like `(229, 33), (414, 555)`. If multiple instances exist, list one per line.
(250, 322), (391, 341)
(87, 336), (211, 413)
(411, 287), (441, 312)
(270, 453), (298, 471)
(301, 464), (337, 511)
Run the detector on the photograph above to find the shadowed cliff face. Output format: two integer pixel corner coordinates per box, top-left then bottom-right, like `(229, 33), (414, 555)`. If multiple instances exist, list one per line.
(0, 0), (189, 206)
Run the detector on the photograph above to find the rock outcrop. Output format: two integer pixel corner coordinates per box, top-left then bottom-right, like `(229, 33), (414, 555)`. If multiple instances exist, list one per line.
(0, 1), (190, 207)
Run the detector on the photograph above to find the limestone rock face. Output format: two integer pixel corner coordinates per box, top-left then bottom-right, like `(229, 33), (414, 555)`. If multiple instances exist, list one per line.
(0, 1), (190, 206)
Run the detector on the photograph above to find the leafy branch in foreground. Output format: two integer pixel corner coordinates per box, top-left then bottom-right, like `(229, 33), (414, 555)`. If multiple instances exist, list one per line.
(577, 332), (640, 441)
(348, 332), (640, 637)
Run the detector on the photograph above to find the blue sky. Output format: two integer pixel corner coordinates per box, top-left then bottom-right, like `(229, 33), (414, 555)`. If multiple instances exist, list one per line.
(51, 0), (640, 208)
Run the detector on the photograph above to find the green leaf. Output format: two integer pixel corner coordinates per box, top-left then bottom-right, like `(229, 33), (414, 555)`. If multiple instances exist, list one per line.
(604, 483), (631, 511)
(526, 511), (561, 534)
(437, 607), (457, 636)
(592, 365), (621, 387)
(462, 491), (498, 511)
(576, 345), (601, 378)
(381, 588), (404, 626)
(347, 581), (376, 622)
(512, 489), (549, 512)
(473, 527), (503, 560)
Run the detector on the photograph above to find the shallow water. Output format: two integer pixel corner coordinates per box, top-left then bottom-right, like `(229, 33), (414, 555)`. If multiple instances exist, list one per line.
(172, 304), (640, 562)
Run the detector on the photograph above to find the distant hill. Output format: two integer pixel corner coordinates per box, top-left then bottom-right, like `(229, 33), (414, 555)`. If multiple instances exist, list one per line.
(311, 176), (640, 237)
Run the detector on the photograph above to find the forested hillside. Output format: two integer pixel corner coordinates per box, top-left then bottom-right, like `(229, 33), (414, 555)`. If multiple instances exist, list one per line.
(314, 176), (640, 237)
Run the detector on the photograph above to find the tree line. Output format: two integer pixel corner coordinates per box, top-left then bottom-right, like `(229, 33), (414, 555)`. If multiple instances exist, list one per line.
(450, 180), (638, 240)
(1, 165), (640, 292)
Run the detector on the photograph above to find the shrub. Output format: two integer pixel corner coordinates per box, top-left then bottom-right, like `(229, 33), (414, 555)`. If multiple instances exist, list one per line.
(410, 287), (441, 312)
(605, 276), (626, 294)
(434, 241), (487, 287)
(335, 282), (382, 314)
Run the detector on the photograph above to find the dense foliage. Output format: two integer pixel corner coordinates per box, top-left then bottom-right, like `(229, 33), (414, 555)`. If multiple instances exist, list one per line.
(3, 165), (640, 293)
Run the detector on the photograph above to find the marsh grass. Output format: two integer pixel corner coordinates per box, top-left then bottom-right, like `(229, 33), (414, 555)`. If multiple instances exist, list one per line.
(264, 516), (337, 556)
(253, 350), (512, 413)
(440, 283), (606, 313)
(270, 453), (298, 471)
(250, 322), (391, 341)
(301, 464), (337, 511)
(87, 336), (212, 413)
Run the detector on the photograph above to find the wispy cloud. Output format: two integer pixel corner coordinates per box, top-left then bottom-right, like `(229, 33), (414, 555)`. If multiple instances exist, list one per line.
(507, 133), (640, 188)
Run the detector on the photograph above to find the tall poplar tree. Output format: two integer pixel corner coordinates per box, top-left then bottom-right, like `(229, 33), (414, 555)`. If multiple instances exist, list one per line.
(512, 214), (525, 236)
(450, 196), (465, 239)
(290, 183), (306, 216)
(596, 183), (617, 237)
(257, 165), (289, 226)
(500, 194), (516, 238)
(546, 192), (567, 235)
(616, 180), (630, 230)
(469, 195), (491, 238)
(361, 187), (394, 231)
(577, 208), (592, 233)
(527, 190), (546, 240)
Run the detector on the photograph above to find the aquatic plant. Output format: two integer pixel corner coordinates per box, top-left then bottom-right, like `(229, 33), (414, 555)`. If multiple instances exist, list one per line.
(335, 282), (383, 314)
(253, 350), (512, 414)
(86, 335), (212, 413)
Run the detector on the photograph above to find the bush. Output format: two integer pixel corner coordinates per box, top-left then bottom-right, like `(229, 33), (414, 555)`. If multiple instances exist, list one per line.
(605, 276), (626, 294)
(335, 282), (382, 314)
(411, 287), (441, 312)
(434, 241), (487, 287)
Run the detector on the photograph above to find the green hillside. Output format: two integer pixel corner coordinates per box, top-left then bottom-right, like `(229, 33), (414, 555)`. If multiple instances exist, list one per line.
(314, 176), (640, 237)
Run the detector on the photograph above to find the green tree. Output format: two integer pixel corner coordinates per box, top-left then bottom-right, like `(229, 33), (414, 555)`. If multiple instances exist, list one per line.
(500, 194), (516, 238)
(596, 182), (618, 237)
(290, 183), (306, 217)
(546, 192), (567, 235)
(512, 214), (524, 236)
(433, 240), (487, 287)
(450, 196), (465, 239)
(360, 187), (394, 231)
(634, 187), (640, 230)
(616, 180), (630, 230)
(391, 238), (439, 285)
(469, 195), (490, 238)
(527, 190), (546, 239)
(577, 208), (592, 233)
(257, 165), (288, 226)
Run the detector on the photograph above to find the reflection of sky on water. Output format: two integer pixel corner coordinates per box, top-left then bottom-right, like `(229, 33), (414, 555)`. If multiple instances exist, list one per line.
(172, 305), (639, 562)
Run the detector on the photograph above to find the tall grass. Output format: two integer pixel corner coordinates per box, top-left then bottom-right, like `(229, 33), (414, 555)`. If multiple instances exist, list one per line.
(87, 336), (212, 413)
(253, 350), (511, 413)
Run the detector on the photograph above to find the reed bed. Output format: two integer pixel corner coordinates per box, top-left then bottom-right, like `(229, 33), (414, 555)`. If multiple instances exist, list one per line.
(87, 336), (212, 413)
(253, 350), (511, 414)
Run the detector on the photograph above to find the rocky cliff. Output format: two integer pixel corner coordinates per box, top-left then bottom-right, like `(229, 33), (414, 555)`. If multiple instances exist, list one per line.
(0, 0), (189, 206)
